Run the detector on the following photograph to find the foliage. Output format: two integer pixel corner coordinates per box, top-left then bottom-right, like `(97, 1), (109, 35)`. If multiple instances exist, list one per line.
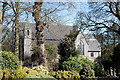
(2, 69), (10, 79)
(101, 44), (114, 65)
(97, 33), (116, 75)
(79, 64), (95, 79)
(49, 70), (80, 80)
(0, 70), (3, 80)
(94, 63), (105, 77)
(24, 74), (56, 80)
(2, 66), (38, 79)
(11, 67), (38, 79)
(45, 44), (58, 62)
(32, 2), (47, 66)
(31, 44), (47, 66)
(0, 53), (2, 69)
(112, 43), (120, 75)
(61, 57), (94, 73)
(58, 38), (79, 61)
(1, 51), (20, 70)
(45, 44), (58, 70)
(32, 65), (48, 74)
(58, 28), (79, 63)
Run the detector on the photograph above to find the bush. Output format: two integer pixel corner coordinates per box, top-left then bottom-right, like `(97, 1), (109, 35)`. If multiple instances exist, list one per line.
(2, 69), (10, 79)
(11, 67), (38, 79)
(58, 38), (79, 62)
(32, 65), (48, 74)
(79, 64), (95, 79)
(45, 44), (58, 70)
(45, 44), (58, 62)
(24, 74), (56, 80)
(61, 57), (94, 73)
(94, 63), (105, 77)
(61, 57), (95, 79)
(2, 66), (38, 79)
(1, 51), (20, 70)
(58, 28), (79, 64)
(49, 70), (80, 80)
(0, 70), (3, 80)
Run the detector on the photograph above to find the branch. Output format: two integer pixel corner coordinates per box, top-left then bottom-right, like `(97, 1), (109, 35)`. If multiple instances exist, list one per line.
(108, 2), (120, 21)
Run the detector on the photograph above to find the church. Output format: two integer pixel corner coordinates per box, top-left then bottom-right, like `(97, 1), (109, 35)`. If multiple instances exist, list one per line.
(19, 22), (101, 64)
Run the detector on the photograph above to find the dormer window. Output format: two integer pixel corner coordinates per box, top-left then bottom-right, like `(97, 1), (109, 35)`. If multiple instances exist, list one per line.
(27, 30), (29, 35)
(91, 52), (94, 57)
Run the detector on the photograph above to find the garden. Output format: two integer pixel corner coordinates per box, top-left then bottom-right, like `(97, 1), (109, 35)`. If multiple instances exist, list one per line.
(1, 1), (120, 80)
(0, 51), (105, 80)
(0, 31), (115, 80)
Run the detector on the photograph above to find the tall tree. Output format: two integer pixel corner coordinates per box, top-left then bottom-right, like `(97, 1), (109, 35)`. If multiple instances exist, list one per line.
(32, 2), (47, 66)
(112, 43), (120, 76)
(58, 26), (79, 64)
(14, 2), (20, 57)
(0, 4), (2, 51)
(76, 2), (120, 35)
(1, 1), (22, 64)
(89, 2), (120, 35)
(75, 1), (120, 75)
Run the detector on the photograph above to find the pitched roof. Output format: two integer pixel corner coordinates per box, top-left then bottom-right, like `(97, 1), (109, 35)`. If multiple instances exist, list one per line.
(84, 34), (95, 39)
(83, 34), (101, 52)
(19, 22), (101, 51)
(88, 39), (101, 51)
(44, 24), (73, 40)
(19, 22), (73, 40)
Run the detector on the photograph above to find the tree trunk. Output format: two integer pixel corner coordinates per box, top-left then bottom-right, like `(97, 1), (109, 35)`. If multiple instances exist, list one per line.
(0, 7), (2, 51)
(15, 2), (21, 64)
(32, 2), (47, 66)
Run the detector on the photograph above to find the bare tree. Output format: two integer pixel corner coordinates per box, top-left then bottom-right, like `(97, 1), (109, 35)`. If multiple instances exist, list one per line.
(75, 1), (120, 75)
(0, 1), (23, 64)
(14, 2), (20, 57)
(76, 1), (120, 35)
(1, 1), (76, 67)
(31, 2), (75, 66)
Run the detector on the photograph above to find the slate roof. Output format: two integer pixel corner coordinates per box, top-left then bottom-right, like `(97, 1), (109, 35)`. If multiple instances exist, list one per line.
(44, 24), (73, 40)
(83, 34), (101, 52)
(84, 34), (95, 39)
(19, 22), (73, 40)
(88, 39), (101, 51)
(19, 22), (100, 51)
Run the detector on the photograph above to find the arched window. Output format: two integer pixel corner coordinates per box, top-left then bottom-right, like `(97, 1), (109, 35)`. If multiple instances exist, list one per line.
(78, 40), (84, 55)
(91, 52), (94, 57)
(27, 30), (29, 35)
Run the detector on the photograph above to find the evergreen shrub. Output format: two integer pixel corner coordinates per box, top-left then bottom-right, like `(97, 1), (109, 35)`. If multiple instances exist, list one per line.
(79, 64), (95, 79)
(32, 65), (48, 74)
(1, 51), (20, 70)
(62, 57), (94, 72)
(2, 66), (38, 79)
(94, 63), (105, 77)
(49, 70), (80, 80)
(0, 70), (3, 79)
(61, 57), (95, 79)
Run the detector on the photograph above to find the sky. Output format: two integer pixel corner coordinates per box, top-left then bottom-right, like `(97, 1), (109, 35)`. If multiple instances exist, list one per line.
(18, 2), (89, 26)
(1, 1), (89, 28)
(61, 2), (89, 26)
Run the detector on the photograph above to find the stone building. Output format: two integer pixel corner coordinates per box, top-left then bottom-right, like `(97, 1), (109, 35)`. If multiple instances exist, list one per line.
(75, 32), (101, 62)
(19, 22), (101, 64)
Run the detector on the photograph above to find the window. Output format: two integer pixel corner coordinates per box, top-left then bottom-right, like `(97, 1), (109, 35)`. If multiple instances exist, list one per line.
(78, 40), (84, 55)
(27, 30), (29, 35)
(91, 52), (94, 57)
